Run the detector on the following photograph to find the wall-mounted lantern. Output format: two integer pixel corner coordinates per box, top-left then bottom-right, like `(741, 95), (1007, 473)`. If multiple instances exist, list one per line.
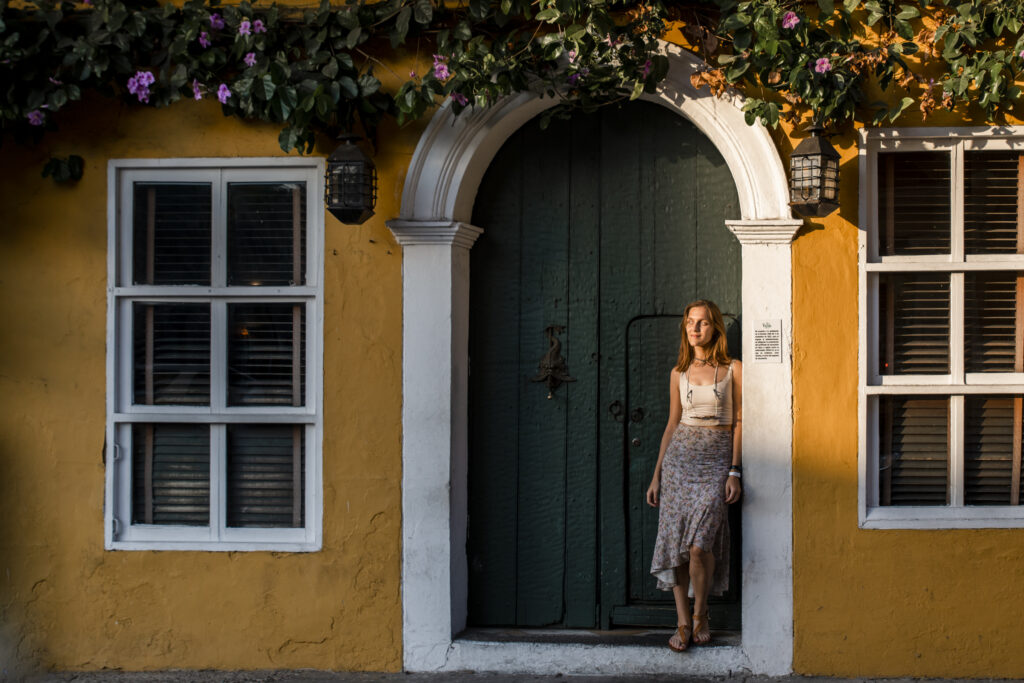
(325, 135), (377, 225)
(789, 124), (840, 218)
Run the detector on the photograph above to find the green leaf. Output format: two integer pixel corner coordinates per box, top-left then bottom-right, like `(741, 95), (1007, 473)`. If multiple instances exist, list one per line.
(454, 21), (472, 41)
(534, 8), (560, 22)
(896, 4), (920, 19)
(414, 0), (433, 25)
(888, 96), (914, 121)
(565, 23), (586, 41)
(323, 58), (339, 79)
(843, 0), (860, 12)
(394, 5), (411, 41)
(720, 12), (751, 31)
(340, 75), (359, 99)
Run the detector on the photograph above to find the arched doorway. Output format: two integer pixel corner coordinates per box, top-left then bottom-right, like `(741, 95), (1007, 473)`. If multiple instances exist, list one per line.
(467, 101), (742, 630)
(388, 43), (801, 675)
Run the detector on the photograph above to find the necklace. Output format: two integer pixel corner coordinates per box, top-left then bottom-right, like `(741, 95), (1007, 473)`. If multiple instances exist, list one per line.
(692, 356), (716, 367)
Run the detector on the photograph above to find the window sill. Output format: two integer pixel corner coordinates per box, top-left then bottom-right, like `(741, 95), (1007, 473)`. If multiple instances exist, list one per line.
(861, 505), (1024, 529)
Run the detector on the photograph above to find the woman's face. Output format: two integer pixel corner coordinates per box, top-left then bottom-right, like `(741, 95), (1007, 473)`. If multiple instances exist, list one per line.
(685, 306), (714, 349)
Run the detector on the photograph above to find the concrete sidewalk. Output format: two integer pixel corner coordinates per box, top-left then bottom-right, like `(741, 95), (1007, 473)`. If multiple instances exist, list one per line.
(31, 673), (1024, 683)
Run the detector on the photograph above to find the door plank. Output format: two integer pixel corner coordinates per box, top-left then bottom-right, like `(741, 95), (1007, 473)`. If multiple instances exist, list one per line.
(515, 118), (572, 626)
(563, 112), (602, 627)
(468, 132), (525, 625)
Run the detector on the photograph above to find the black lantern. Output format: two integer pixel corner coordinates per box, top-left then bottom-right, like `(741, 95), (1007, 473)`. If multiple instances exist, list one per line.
(325, 135), (377, 225)
(789, 123), (841, 217)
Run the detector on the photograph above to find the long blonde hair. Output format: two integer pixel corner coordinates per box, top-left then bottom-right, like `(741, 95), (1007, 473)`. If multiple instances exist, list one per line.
(676, 299), (731, 371)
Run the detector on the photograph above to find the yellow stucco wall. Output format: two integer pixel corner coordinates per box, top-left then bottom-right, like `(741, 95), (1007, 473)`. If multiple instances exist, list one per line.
(0, 93), (418, 675)
(790, 101), (1024, 676)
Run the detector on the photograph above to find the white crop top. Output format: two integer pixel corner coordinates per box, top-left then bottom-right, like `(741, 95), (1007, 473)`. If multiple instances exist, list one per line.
(679, 361), (734, 427)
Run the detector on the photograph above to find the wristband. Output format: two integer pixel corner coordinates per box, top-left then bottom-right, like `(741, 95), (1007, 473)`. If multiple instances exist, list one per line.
(728, 471), (741, 479)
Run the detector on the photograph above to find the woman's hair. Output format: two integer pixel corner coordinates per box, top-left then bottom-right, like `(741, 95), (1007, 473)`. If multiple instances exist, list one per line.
(676, 299), (731, 371)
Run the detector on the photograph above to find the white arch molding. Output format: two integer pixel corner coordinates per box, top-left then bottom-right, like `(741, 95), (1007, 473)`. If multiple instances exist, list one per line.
(388, 42), (802, 676)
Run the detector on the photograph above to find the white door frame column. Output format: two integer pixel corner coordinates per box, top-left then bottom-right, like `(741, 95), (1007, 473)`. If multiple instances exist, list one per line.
(388, 42), (801, 676)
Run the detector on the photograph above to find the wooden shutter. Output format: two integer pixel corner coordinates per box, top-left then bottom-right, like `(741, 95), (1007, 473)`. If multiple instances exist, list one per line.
(227, 303), (306, 406)
(226, 424), (305, 528)
(879, 274), (950, 375)
(964, 397), (1015, 505)
(878, 151), (950, 256)
(965, 151), (1020, 254)
(880, 396), (949, 505)
(965, 273), (1016, 373)
(133, 303), (211, 405)
(132, 183), (212, 286)
(226, 183), (306, 286)
(132, 424), (210, 525)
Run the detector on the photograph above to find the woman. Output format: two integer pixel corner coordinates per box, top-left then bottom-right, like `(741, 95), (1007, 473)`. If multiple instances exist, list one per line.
(646, 299), (742, 652)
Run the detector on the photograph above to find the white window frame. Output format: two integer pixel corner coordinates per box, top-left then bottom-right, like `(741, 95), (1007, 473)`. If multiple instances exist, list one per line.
(859, 127), (1024, 529)
(105, 157), (324, 551)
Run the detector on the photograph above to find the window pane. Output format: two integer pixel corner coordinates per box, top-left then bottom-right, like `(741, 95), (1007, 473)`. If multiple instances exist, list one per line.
(965, 396), (1019, 505)
(133, 303), (210, 405)
(879, 396), (949, 506)
(227, 182), (307, 286)
(132, 423), (210, 525)
(965, 273), (1019, 373)
(228, 303), (306, 406)
(965, 151), (1020, 255)
(878, 152), (951, 256)
(878, 273), (950, 374)
(132, 183), (211, 285)
(227, 424), (305, 528)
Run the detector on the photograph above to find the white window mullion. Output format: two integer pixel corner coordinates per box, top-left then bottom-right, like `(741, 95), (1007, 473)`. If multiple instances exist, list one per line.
(949, 394), (965, 507)
(211, 300), (227, 412)
(950, 272), (965, 383)
(211, 423), (225, 541)
(212, 170), (227, 288)
(951, 141), (965, 263)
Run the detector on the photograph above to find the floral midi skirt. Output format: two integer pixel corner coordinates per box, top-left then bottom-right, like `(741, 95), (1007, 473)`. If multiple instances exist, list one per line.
(650, 423), (732, 595)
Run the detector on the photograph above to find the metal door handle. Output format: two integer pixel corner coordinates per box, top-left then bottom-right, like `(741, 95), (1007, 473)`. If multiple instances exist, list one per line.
(631, 438), (641, 447)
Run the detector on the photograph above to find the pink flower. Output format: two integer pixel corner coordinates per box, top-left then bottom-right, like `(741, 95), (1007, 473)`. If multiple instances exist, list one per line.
(568, 49), (577, 63)
(209, 13), (225, 30)
(409, 69), (417, 78)
(48, 76), (63, 85)
(244, 52), (257, 67)
(451, 92), (469, 106)
(1019, 49), (1024, 59)
(192, 79), (203, 100)
(814, 57), (832, 74)
(641, 59), (652, 78)
(432, 54), (450, 80)
(27, 109), (45, 126)
(198, 31), (211, 48)
(239, 20), (252, 36)
(217, 83), (232, 104)
(253, 19), (267, 33)
(782, 11), (800, 29)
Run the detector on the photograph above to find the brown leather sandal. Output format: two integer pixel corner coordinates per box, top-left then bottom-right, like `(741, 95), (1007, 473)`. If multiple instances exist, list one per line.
(691, 612), (711, 645)
(668, 623), (692, 652)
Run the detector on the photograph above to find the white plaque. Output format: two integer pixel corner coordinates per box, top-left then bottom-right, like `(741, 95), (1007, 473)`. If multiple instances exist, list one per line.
(753, 319), (782, 363)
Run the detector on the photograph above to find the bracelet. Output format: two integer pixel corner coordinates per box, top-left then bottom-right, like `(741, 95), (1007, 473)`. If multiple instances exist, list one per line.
(729, 464), (742, 472)
(728, 471), (741, 479)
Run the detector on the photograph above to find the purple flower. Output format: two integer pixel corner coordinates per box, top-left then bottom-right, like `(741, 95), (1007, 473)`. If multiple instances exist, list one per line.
(127, 70), (154, 103)
(432, 54), (450, 80)
(451, 92), (469, 106)
(27, 109), (45, 126)
(568, 72), (580, 86)
(641, 59), (652, 79)
(48, 76), (63, 85)
(244, 52), (257, 67)
(814, 57), (832, 74)
(239, 20), (252, 36)
(217, 83), (232, 104)
(83, 0), (91, 4)
(568, 49), (578, 63)
(781, 11), (800, 29)
(209, 13), (225, 30)
(192, 79), (203, 100)
(253, 19), (267, 33)
(409, 69), (417, 78)
(199, 31), (211, 48)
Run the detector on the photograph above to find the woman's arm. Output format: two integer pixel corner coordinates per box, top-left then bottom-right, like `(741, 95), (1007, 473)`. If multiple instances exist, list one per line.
(725, 360), (743, 504)
(646, 369), (682, 507)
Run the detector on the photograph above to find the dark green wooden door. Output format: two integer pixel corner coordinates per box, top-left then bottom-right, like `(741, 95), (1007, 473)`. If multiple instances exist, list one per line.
(467, 101), (741, 630)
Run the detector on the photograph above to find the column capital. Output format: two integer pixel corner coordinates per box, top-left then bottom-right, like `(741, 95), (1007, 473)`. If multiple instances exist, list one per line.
(726, 219), (803, 245)
(387, 219), (483, 249)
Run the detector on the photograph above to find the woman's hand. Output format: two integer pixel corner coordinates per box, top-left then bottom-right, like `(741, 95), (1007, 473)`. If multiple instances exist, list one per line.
(646, 477), (660, 507)
(725, 476), (742, 504)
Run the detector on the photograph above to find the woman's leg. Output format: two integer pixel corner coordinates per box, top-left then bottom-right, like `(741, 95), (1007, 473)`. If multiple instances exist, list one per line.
(688, 545), (715, 644)
(669, 565), (692, 650)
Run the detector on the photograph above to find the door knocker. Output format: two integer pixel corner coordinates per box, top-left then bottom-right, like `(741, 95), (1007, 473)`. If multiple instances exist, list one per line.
(531, 325), (576, 399)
